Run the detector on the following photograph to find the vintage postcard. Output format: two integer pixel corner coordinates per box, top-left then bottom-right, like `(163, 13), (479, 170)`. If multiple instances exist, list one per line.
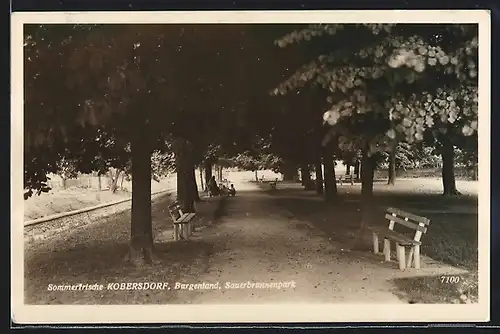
(11, 10), (490, 324)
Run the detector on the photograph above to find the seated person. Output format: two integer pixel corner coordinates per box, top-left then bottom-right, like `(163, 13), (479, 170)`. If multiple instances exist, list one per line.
(220, 184), (229, 196)
(229, 184), (236, 196)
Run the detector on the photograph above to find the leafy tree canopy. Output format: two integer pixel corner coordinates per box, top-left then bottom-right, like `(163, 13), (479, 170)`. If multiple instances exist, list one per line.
(273, 24), (478, 155)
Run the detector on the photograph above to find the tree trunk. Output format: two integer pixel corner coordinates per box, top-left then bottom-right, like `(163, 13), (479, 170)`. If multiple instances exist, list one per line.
(315, 159), (324, 195)
(441, 137), (460, 196)
(120, 173), (125, 190)
(174, 137), (196, 213)
(323, 146), (337, 201)
(215, 165), (223, 183)
(204, 160), (212, 190)
(127, 128), (154, 266)
(354, 159), (360, 181)
(110, 169), (121, 193)
(176, 165), (186, 207)
(199, 167), (204, 191)
(61, 177), (67, 189)
(98, 174), (102, 191)
(191, 166), (201, 202)
(301, 164), (313, 189)
(255, 170), (259, 182)
(300, 164), (311, 185)
(345, 164), (351, 176)
(282, 161), (298, 181)
(359, 148), (376, 231)
(388, 145), (396, 185)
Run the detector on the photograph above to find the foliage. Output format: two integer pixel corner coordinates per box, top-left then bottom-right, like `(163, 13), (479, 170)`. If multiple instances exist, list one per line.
(24, 24), (289, 197)
(415, 146), (442, 169)
(273, 24), (478, 157)
(231, 151), (282, 172)
(379, 142), (440, 170)
(455, 137), (478, 168)
(55, 157), (79, 180)
(379, 140), (480, 171)
(24, 145), (58, 199)
(151, 149), (176, 180)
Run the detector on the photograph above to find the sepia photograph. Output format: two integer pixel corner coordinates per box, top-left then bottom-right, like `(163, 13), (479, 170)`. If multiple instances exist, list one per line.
(11, 10), (490, 324)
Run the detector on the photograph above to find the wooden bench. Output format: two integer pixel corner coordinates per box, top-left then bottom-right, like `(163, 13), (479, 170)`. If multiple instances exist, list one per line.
(336, 174), (354, 185)
(367, 207), (431, 270)
(168, 202), (197, 241)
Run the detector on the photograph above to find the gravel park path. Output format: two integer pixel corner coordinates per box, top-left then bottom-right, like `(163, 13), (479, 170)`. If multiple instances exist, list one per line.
(172, 181), (468, 304)
(23, 173), (473, 305)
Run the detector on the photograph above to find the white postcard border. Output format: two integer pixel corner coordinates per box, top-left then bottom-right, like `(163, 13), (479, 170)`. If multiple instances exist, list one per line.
(11, 9), (491, 324)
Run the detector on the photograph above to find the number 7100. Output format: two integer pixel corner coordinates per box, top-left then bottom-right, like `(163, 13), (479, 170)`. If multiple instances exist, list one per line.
(440, 276), (461, 283)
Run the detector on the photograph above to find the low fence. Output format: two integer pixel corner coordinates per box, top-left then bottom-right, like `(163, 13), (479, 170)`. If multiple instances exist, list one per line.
(45, 172), (207, 192)
(24, 190), (173, 243)
(46, 173), (134, 192)
(374, 166), (478, 180)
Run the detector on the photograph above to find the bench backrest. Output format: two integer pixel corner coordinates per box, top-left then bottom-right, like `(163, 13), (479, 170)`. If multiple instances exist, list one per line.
(168, 202), (183, 221)
(385, 207), (431, 243)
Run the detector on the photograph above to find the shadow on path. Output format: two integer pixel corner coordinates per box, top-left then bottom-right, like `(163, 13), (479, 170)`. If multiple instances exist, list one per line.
(171, 181), (469, 304)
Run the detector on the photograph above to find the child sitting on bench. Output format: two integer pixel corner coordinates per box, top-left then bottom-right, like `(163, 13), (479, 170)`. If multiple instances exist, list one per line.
(229, 184), (236, 196)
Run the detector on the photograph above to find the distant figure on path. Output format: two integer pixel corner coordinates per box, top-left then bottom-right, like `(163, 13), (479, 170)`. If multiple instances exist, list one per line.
(208, 176), (220, 197)
(229, 184), (236, 197)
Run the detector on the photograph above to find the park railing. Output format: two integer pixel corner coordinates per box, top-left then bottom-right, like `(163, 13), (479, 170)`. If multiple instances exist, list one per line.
(23, 188), (174, 244)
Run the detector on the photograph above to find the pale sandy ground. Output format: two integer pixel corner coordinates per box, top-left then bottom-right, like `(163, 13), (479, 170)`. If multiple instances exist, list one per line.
(24, 177), (177, 221)
(171, 180), (469, 304)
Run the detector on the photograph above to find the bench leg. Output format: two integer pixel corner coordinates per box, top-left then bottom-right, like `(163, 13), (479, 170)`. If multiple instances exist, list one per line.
(182, 224), (190, 240)
(372, 232), (379, 254)
(191, 220), (196, 233)
(383, 239), (391, 261)
(173, 224), (179, 241)
(396, 245), (406, 270)
(178, 224), (183, 240)
(414, 245), (421, 269)
(406, 247), (415, 268)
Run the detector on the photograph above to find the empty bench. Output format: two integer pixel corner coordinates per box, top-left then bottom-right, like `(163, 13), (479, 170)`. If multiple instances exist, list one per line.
(168, 202), (197, 241)
(336, 174), (354, 185)
(367, 207), (431, 270)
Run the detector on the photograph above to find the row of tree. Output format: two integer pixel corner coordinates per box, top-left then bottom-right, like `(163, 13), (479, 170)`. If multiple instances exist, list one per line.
(24, 24), (294, 264)
(23, 23), (478, 263)
(269, 23), (478, 230)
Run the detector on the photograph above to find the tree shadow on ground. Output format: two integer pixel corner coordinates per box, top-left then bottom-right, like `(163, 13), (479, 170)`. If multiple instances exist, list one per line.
(24, 194), (224, 304)
(268, 187), (478, 271)
(267, 185), (478, 304)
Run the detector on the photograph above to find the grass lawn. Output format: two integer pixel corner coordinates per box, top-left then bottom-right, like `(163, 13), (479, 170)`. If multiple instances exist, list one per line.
(24, 188), (131, 221)
(24, 178), (176, 221)
(24, 194), (226, 304)
(266, 178), (479, 304)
